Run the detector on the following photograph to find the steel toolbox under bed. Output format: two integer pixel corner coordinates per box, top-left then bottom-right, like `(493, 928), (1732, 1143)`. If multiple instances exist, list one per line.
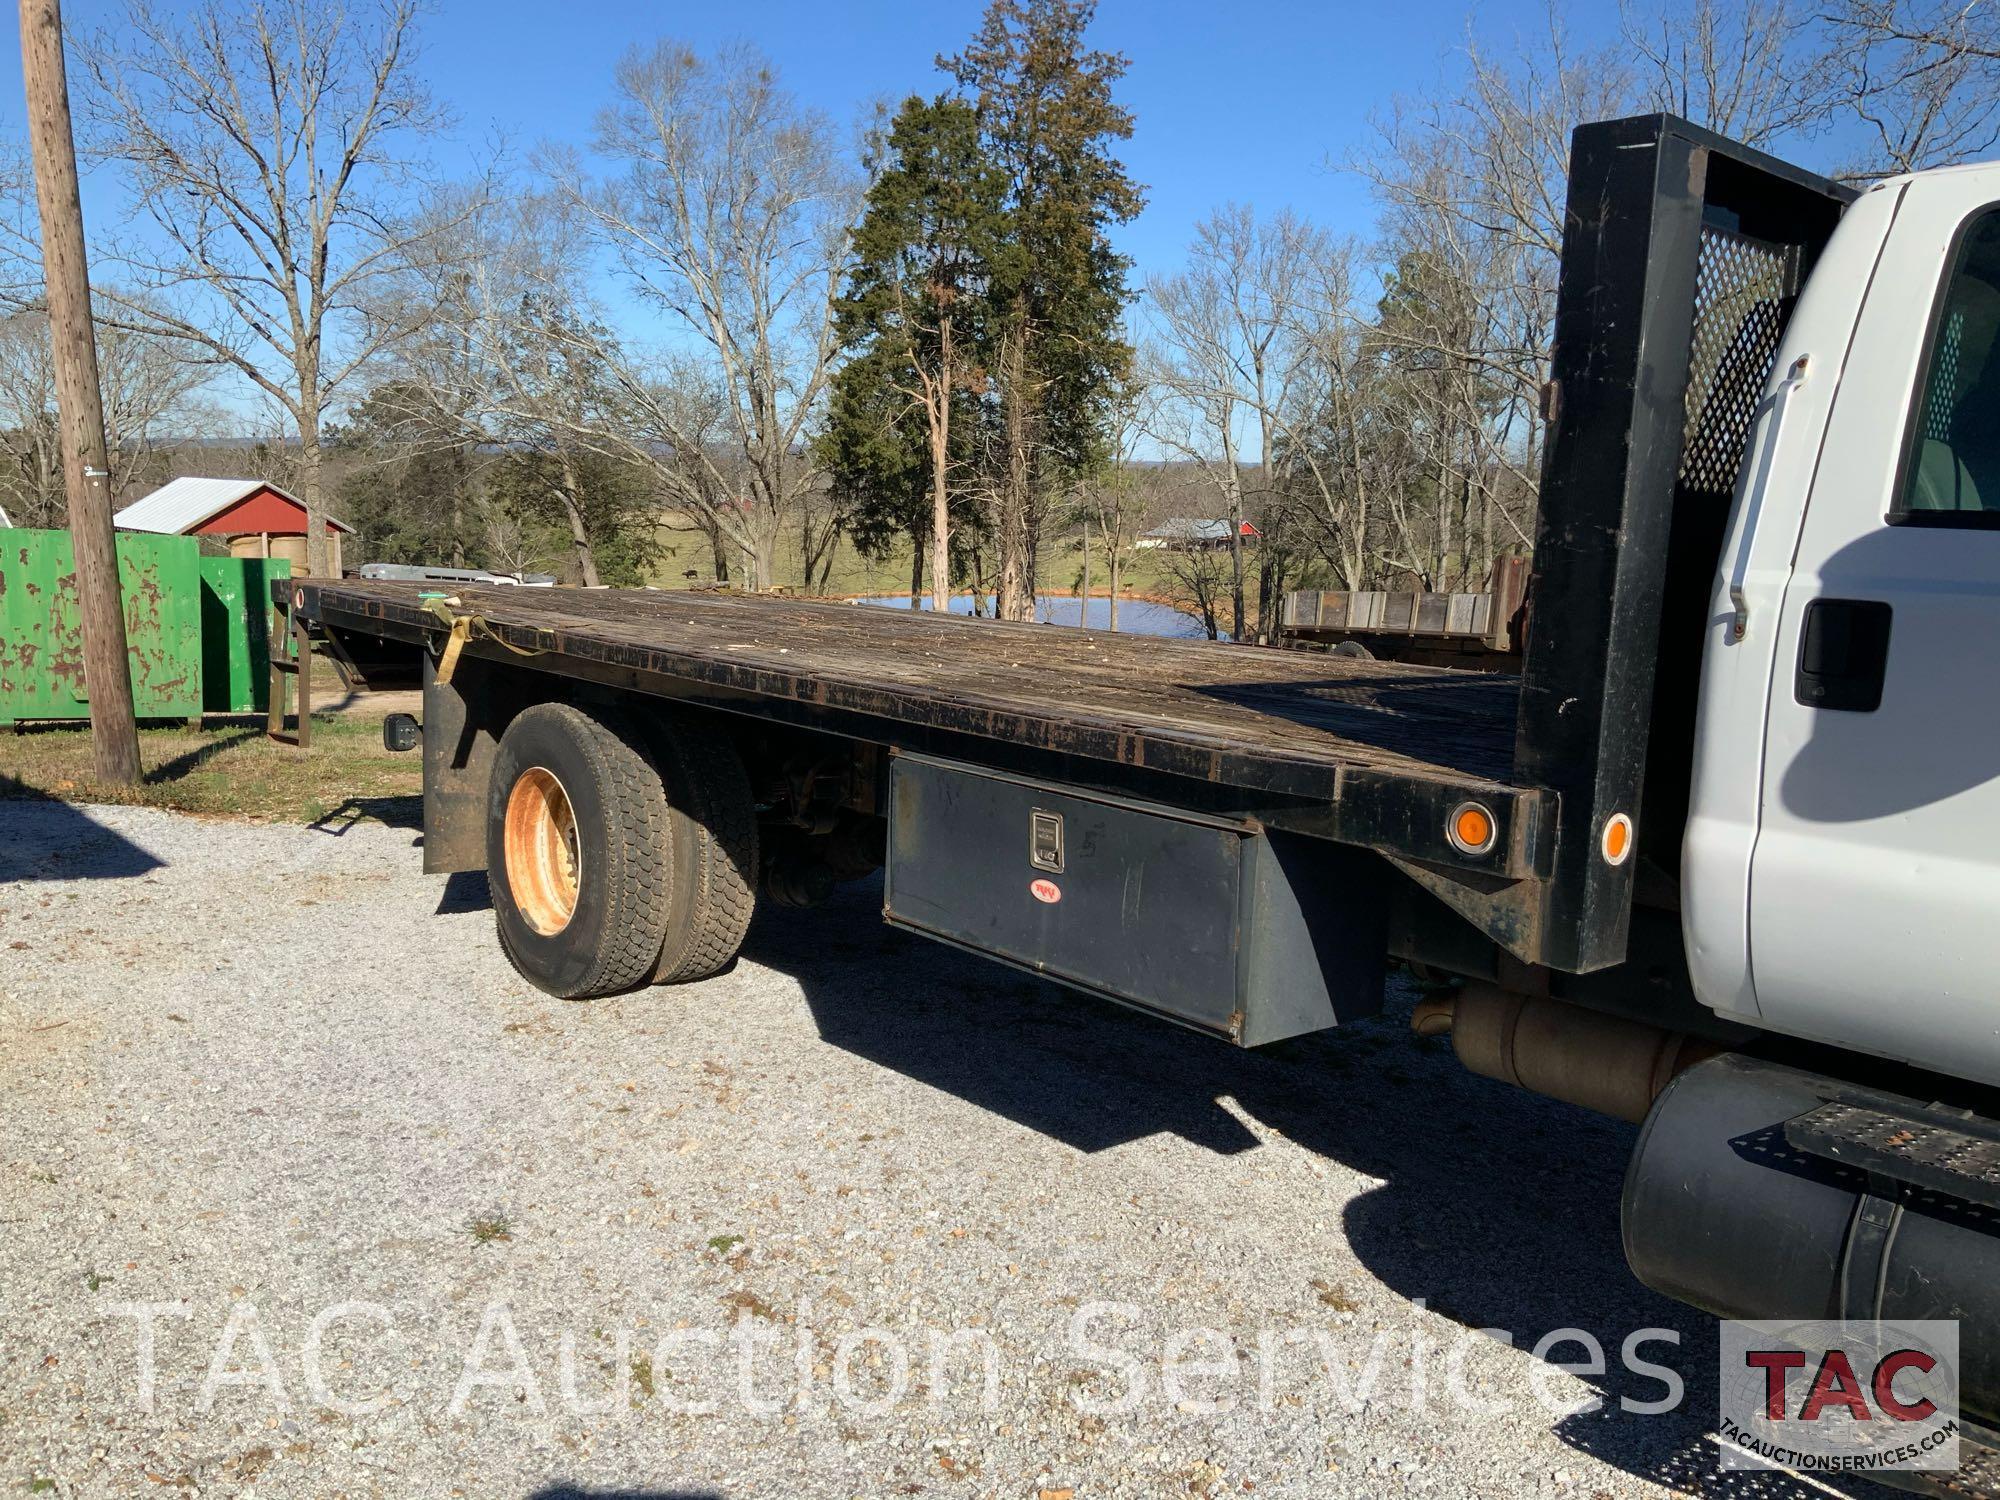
(883, 754), (1387, 1045)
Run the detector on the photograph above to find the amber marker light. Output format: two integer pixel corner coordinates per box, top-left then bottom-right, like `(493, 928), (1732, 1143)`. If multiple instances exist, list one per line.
(1602, 812), (1634, 866)
(1447, 801), (1498, 857)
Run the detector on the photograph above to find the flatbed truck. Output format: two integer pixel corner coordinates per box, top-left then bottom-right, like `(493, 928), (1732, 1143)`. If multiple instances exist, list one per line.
(286, 114), (2000, 1488)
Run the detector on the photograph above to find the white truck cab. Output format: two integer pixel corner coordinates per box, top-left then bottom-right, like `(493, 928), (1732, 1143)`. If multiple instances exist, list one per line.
(1689, 163), (2000, 1085)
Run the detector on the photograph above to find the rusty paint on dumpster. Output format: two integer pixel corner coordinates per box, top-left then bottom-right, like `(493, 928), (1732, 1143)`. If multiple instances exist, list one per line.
(0, 529), (203, 721)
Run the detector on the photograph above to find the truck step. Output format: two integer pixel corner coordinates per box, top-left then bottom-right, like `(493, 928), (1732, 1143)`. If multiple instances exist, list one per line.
(1880, 1420), (2000, 1499)
(1960, 1435), (2000, 1498)
(1785, 1100), (2000, 1211)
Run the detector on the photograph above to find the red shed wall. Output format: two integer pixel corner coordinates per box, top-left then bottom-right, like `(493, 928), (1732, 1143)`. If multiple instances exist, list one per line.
(190, 488), (341, 536)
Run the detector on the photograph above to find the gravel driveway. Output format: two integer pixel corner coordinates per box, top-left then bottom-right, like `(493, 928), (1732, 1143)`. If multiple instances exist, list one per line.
(0, 800), (1851, 1499)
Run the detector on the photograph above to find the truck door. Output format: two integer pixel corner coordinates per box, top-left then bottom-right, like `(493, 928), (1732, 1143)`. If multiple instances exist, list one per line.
(1748, 167), (2000, 1084)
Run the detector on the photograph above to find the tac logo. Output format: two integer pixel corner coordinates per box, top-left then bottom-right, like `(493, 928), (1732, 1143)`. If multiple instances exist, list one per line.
(1718, 1319), (1960, 1474)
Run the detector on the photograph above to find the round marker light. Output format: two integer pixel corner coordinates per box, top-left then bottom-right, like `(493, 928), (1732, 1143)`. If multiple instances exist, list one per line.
(1447, 801), (1498, 857)
(1601, 813), (1634, 866)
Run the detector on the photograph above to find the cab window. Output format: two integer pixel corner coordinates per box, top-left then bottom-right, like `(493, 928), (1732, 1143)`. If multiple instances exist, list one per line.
(1897, 209), (2000, 523)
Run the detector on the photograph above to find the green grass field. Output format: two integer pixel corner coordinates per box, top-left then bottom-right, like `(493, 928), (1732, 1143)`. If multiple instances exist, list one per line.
(1, 704), (420, 824)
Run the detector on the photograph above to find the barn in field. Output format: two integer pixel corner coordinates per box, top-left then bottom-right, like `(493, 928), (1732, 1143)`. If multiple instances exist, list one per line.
(115, 477), (353, 577)
(1135, 518), (1262, 551)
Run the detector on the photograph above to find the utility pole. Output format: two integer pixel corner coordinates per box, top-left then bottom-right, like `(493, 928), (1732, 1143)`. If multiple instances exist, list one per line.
(20, 0), (139, 783)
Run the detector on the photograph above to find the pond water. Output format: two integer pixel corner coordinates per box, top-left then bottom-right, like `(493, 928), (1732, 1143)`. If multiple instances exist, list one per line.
(854, 593), (1220, 640)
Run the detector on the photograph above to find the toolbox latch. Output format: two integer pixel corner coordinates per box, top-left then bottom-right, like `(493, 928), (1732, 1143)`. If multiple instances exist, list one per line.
(1029, 809), (1064, 872)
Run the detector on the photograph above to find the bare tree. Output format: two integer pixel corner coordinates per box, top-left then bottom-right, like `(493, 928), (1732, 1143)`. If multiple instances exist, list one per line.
(0, 312), (60, 524)
(1623, 0), (1835, 146)
(553, 41), (860, 588)
(1822, 0), (2000, 174)
(480, 506), (548, 581)
(1371, 177), (1545, 591)
(1337, 1), (1948, 596)
(0, 140), (42, 311)
(795, 479), (850, 595)
(405, 194), (727, 586)
(1271, 240), (1399, 590)
(1145, 206), (1322, 639)
(1145, 468), (1235, 641)
(1078, 382), (1148, 630)
(82, 0), (466, 576)
(0, 309), (213, 526)
(1357, 20), (1624, 435)
(642, 355), (744, 583)
(497, 302), (622, 587)
(1347, 16), (1637, 589)
(98, 320), (220, 496)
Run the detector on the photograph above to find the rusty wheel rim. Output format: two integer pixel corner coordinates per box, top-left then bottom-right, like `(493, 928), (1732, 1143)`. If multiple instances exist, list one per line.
(504, 766), (581, 935)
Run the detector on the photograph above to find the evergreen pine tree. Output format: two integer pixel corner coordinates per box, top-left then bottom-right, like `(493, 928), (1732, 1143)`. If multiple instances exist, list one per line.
(824, 96), (1009, 609)
(943, 0), (1143, 620)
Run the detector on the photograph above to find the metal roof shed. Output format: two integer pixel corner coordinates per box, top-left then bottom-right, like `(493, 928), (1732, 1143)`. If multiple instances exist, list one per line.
(116, 477), (352, 577)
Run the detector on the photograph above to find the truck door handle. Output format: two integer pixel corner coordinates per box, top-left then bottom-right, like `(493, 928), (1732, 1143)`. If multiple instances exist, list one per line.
(1728, 355), (1811, 641)
(1794, 598), (1892, 712)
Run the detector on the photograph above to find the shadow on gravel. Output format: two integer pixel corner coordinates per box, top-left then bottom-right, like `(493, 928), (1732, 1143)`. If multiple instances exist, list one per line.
(530, 1488), (724, 1500)
(308, 794), (424, 836)
(741, 880), (1867, 1500)
(0, 791), (164, 881)
(437, 868), (492, 914)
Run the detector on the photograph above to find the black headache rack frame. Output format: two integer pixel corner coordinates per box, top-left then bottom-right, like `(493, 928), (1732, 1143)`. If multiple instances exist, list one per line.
(1500, 113), (1851, 972)
(283, 114), (1853, 982)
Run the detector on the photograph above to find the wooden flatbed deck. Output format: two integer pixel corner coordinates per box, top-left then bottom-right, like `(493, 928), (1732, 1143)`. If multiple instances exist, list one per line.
(295, 581), (1545, 875)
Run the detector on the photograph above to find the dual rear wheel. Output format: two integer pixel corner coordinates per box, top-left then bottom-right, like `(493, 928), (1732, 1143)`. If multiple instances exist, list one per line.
(485, 702), (758, 999)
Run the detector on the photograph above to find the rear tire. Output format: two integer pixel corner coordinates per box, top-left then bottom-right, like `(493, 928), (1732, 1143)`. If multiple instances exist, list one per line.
(487, 702), (673, 999)
(644, 716), (758, 985)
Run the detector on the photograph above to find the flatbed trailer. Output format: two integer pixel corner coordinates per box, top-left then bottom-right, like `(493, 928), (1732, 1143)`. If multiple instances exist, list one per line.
(287, 110), (1850, 1033)
(290, 576), (1539, 1043)
(297, 110), (1847, 996)
(286, 112), (2000, 1471)
(298, 581), (1534, 863)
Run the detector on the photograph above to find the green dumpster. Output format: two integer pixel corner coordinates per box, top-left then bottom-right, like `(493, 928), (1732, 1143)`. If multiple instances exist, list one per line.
(0, 529), (203, 721)
(198, 556), (290, 713)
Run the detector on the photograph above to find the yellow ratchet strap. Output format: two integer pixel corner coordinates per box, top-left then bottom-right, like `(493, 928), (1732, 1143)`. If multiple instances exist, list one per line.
(421, 595), (552, 686)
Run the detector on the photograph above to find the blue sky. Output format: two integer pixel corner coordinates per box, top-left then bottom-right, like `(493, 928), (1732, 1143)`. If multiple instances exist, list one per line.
(413, 0), (1607, 280)
(2, 0), (1626, 293)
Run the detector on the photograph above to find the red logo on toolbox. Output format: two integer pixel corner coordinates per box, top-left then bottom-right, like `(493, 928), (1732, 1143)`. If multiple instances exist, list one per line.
(1029, 878), (1062, 904)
